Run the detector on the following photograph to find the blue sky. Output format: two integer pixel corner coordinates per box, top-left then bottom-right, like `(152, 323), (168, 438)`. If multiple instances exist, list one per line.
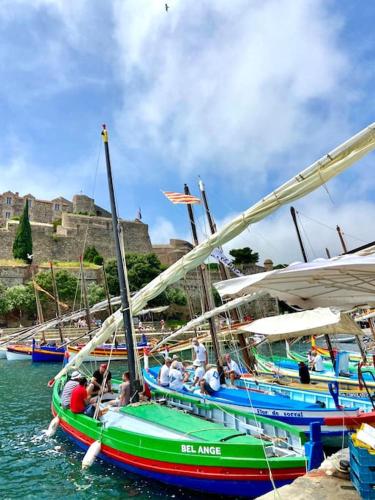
(1, 0), (375, 264)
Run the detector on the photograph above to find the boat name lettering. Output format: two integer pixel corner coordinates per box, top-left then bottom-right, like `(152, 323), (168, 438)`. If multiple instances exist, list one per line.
(181, 445), (221, 455)
(256, 409), (303, 418)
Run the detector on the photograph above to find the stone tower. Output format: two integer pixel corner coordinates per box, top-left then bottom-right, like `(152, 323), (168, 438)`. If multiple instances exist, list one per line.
(73, 194), (95, 214)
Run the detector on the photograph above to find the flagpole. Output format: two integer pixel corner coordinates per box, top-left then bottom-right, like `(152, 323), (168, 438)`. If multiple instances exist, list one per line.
(198, 178), (253, 369)
(184, 184), (222, 363)
(101, 124), (139, 402)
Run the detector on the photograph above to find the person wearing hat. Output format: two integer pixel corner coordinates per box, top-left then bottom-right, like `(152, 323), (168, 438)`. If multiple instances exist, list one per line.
(61, 370), (81, 409)
(158, 357), (172, 387)
(190, 359), (205, 386)
(172, 354), (184, 373)
(88, 363), (112, 399)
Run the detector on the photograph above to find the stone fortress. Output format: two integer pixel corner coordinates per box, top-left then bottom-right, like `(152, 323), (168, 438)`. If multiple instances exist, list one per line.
(0, 191), (195, 266)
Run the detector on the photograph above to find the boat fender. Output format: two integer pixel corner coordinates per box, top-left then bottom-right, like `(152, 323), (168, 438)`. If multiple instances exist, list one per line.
(47, 378), (55, 388)
(82, 440), (101, 469)
(45, 416), (60, 437)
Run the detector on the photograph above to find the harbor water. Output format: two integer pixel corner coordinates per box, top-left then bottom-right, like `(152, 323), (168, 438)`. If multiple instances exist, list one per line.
(0, 359), (208, 500)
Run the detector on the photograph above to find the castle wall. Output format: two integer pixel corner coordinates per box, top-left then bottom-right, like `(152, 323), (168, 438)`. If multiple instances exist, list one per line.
(0, 213), (153, 264)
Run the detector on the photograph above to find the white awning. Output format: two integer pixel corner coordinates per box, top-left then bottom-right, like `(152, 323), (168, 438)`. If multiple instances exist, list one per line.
(214, 254), (375, 310)
(240, 307), (363, 342)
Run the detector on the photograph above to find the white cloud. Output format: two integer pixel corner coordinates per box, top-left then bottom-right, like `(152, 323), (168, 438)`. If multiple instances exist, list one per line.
(113, 0), (351, 187)
(219, 190), (375, 265)
(149, 216), (183, 244)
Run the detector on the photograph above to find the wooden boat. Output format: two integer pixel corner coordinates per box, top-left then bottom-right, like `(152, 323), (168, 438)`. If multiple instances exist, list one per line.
(67, 341), (149, 362)
(52, 375), (307, 497)
(6, 344), (32, 360)
(144, 366), (375, 446)
(6, 341), (66, 362)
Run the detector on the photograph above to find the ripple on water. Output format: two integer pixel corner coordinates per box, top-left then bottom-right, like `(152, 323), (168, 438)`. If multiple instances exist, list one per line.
(0, 360), (215, 500)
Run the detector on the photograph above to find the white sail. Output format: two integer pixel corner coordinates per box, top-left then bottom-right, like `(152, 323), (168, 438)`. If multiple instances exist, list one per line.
(151, 291), (266, 351)
(53, 122), (375, 381)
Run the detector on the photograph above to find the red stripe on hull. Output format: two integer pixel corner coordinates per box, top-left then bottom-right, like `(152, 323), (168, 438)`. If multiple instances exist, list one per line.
(55, 410), (305, 481)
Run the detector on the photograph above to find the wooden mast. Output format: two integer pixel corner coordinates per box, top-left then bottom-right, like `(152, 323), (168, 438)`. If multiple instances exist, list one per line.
(101, 124), (139, 401)
(198, 178), (253, 369)
(32, 269), (45, 343)
(79, 256), (92, 332)
(184, 183), (221, 362)
(49, 262), (64, 343)
(102, 263), (113, 316)
(289, 207), (337, 366)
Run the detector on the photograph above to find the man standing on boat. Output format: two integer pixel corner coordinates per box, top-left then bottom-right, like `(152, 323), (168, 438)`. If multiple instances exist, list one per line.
(192, 337), (208, 368)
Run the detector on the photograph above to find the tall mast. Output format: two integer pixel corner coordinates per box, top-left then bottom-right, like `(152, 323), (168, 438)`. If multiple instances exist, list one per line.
(198, 179), (254, 369)
(290, 207), (308, 263)
(336, 225), (348, 253)
(79, 256), (92, 332)
(32, 269), (45, 343)
(49, 262), (64, 343)
(184, 183), (221, 362)
(290, 208), (336, 366)
(101, 124), (139, 401)
(101, 263), (113, 316)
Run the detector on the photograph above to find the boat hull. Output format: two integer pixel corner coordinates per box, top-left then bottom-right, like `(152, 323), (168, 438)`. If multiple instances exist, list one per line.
(144, 369), (365, 444)
(67, 343), (148, 362)
(51, 379), (306, 497)
(6, 346), (31, 360)
(32, 346), (66, 363)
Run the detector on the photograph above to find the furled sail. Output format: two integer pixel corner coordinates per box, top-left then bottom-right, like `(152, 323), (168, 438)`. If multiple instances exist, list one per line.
(151, 291), (266, 351)
(53, 122), (375, 381)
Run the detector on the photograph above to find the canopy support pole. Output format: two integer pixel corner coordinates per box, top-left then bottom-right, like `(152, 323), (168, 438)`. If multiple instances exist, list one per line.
(324, 334), (336, 368)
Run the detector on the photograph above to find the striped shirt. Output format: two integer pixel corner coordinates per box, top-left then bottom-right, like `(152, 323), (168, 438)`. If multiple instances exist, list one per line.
(61, 380), (79, 409)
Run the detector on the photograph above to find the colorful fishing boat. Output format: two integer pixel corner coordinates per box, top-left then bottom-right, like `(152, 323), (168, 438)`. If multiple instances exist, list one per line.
(310, 336), (375, 365)
(144, 366), (375, 445)
(6, 344), (32, 360)
(67, 340), (149, 362)
(6, 340), (66, 362)
(52, 375), (308, 497)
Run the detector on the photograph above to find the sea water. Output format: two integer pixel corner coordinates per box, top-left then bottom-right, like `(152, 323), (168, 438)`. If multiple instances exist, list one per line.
(0, 359), (208, 500)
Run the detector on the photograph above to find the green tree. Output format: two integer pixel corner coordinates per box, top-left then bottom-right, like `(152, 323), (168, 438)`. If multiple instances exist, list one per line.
(105, 253), (164, 296)
(0, 282), (8, 315)
(12, 200), (32, 262)
(34, 270), (79, 302)
(87, 283), (106, 306)
(229, 247), (259, 265)
(5, 284), (36, 319)
(83, 246), (103, 264)
(165, 287), (187, 306)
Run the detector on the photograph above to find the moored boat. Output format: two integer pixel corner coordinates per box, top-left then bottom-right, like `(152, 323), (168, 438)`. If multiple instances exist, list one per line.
(6, 344), (32, 360)
(52, 375), (307, 497)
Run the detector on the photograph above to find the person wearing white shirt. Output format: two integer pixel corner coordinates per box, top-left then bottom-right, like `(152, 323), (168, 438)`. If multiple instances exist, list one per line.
(312, 352), (324, 372)
(192, 337), (207, 367)
(200, 366), (220, 395)
(172, 354), (184, 373)
(186, 359), (205, 386)
(169, 361), (184, 391)
(158, 358), (172, 387)
(224, 353), (241, 386)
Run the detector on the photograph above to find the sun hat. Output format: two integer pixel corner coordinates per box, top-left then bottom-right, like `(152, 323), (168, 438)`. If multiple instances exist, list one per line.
(172, 354), (180, 360)
(71, 370), (81, 380)
(193, 359), (201, 367)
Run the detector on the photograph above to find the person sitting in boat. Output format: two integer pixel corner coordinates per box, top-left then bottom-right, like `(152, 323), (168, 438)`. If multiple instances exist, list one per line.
(61, 370), (81, 409)
(70, 377), (96, 418)
(172, 354), (184, 373)
(88, 363), (112, 399)
(223, 353), (241, 385)
(169, 360), (184, 391)
(199, 365), (221, 396)
(298, 362), (310, 384)
(192, 337), (208, 368)
(109, 372), (131, 407)
(183, 359), (205, 386)
(311, 352), (324, 372)
(158, 357), (172, 387)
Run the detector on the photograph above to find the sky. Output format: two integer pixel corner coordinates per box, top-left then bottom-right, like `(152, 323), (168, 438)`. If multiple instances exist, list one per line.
(1, 0), (375, 266)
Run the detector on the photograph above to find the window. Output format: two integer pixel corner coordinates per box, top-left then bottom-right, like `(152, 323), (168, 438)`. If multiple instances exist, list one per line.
(5, 212), (11, 219)
(6, 197), (11, 205)
(54, 203), (60, 211)
(28, 199), (32, 207)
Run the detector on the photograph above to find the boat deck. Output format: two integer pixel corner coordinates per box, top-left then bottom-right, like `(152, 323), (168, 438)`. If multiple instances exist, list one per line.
(103, 402), (262, 444)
